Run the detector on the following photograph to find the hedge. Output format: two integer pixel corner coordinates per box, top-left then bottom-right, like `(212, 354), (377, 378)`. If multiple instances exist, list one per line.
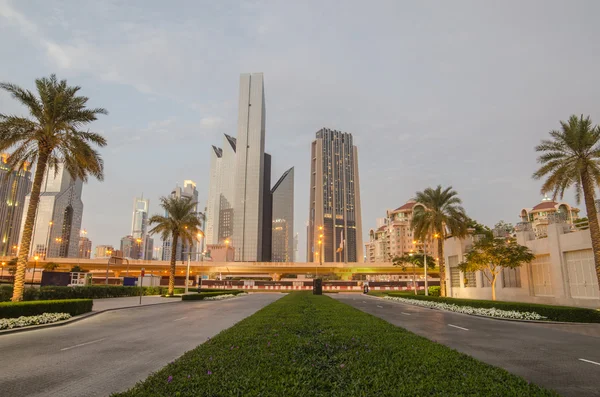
(181, 291), (246, 301)
(0, 299), (93, 319)
(386, 293), (600, 323)
(0, 286), (186, 302)
(114, 292), (554, 396)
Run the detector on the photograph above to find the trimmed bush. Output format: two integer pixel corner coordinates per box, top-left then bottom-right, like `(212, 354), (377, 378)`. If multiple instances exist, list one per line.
(181, 291), (246, 301)
(0, 286), (188, 302)
(386, 293), (600, 323)
(0, 313), (71, 330)
(0, 299), (93, 319)
(428, 286), (441, 297)
(114, 292), (553, 396)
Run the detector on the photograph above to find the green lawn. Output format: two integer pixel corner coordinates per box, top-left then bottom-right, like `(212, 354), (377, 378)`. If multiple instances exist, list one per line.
(114, 292), (555, 397)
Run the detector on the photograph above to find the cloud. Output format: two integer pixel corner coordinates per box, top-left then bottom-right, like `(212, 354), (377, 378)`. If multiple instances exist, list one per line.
(200, 116), (223, 129)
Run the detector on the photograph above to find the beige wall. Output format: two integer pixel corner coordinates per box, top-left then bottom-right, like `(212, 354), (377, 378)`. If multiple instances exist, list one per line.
(444, 224), (600, 309)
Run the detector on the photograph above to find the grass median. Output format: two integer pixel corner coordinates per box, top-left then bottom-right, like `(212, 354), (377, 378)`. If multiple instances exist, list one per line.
(114, 292), (554, 397)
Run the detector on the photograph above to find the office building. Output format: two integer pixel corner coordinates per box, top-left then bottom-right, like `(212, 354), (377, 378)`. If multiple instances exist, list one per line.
(307, 129), (363, 263)
(0, 153), (32, 256)
(78, 236), (92, 259)
(232, 73), (267, 262)
(130, 195), (151, 259)
(120, 235), (142, 259)
(271, 167), (294, 262)
(19, 163), (84, 258)
(95, 245), (114, 258)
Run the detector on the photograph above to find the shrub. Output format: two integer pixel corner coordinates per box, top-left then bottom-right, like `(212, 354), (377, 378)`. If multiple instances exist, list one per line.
(386, 293), (600, 323)
(0, 285), (12, 302)
(0, 286), (189, 302)
(0, 299), (93, 319)
(0, 313), (71, 330)
(115, 293), (553, 396)
(428, 286), (441, 297)
(181, 291), (245, 301)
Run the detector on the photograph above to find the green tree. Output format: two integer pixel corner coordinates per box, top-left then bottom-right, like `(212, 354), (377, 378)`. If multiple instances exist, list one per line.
(493, 220), (515, 238)
(0, 75), (107, 301)
(533, 115), (600, 291)
(44, 262), (60, 271)
(458, 236), (535, 300)
(149, 196), (203, 296)
(411, 185), (469, 297)
(70, 265), (87, 273)
(392, 254), (436, 295)
(467, 218), (493, 238)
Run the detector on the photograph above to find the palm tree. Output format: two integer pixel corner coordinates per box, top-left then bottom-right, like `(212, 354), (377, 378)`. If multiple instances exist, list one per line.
(411, 185), (469, 297)
(0, 75), (107, 302)
(149, 196), (203, 296)
(392, 254), (436, 294)
(533, 115), (600, 290)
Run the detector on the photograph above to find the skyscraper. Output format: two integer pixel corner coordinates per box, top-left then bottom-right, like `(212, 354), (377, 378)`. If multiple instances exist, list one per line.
(131, 196), (150, 259)
(232, 73), (266, 262)
(308, 128), (363, 263)
(19, 163), (84, 258)
(95, 245), (114, 258)
(205, 146), (222, 245)
(0, 153), (32, 256)
(78, 236), (92, 259)
(271, 167), (294, 262)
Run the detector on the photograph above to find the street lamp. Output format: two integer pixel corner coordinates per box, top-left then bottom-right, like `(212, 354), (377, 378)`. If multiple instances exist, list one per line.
(1, 262), (5, 282)
(32, 255), (39, 286)
(408, 251), (418, 295)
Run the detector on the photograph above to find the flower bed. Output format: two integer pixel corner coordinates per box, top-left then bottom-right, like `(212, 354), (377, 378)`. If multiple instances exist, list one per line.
(181, 291), (246, 301)
(114, 292), (553, 396)
(384, 296), (547, 320)
(0, 313), (71, 330)
(202, 293), (246, 301)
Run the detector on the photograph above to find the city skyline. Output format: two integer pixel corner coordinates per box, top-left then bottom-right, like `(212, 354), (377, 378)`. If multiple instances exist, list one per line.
(1, 1), (600, 261)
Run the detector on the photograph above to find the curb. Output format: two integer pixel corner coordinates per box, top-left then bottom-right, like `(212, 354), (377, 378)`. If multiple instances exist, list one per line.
(367, 294), (599, 325)
(0, 299), (182, 336)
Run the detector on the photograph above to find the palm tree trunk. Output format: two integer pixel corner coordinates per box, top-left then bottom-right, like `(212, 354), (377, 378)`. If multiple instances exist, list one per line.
(581, 170), (600, 291)
(437, 236), (446, 297)
(168, 234), (179, 296)
(11, 151), (49, 302)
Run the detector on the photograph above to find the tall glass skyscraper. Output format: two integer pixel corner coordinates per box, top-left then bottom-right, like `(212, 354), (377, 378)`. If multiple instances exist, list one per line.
(131, 196), (150, 259)
(19, 163), (83, 258)
(0, 153), (32, 256)
(308, 129), (363, 263)
(232, 73), (266, 262)
(271, 167), (294, 262)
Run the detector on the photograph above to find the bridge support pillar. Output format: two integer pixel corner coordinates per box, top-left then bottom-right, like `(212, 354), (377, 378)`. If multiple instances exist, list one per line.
(270, 273), (281, 281)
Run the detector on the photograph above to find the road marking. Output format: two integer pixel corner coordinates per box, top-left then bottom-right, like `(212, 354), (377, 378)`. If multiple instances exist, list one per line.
(173, 317), (187, 322)
(448, 324), (469, 331)
(579, 358), (600, 366)
(401, 312), (411, 316)
(376, 305), (383, 308)
(61, 338), (106, 351)
(362, 301), (366, 303)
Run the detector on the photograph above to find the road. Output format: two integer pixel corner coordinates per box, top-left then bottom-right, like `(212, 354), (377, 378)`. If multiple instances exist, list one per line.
(0, 293), (282, 397)
(333, 294), (600, 397)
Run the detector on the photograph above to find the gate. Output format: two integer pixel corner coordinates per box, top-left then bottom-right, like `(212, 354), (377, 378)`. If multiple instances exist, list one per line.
(530, 255), (553, 297)
(565, 250), (600, 299)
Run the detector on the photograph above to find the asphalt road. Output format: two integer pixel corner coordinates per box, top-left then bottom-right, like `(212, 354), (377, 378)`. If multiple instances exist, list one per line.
(333, 294), (600, 397)
(0, 293), (282, 397)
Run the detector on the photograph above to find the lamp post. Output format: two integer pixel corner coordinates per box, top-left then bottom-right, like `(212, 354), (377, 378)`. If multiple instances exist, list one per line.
(31, 255), (39, 286)
(1, 262), (5, 282)
(409, 250), (418, 295)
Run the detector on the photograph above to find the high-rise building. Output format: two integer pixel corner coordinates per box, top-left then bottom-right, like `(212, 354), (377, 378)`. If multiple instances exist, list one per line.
(162, 181), (201, 262)
(0, 153), (32, 256)
(308, 129), (363, 263)
(205, 146), (223, 245)
(271, 167), (294, 262)
(78, 236), (92, 259)
(131, 196), (151, 259)
(293, 233), (299, 262)
(120, 235), (142, 259)
(95, 245), (114, 258)
(232, 73), (266, 262)
(19, 163), (84, 258)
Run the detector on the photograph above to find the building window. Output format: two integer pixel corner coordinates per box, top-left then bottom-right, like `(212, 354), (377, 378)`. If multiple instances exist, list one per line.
(502, 268), (522, 288)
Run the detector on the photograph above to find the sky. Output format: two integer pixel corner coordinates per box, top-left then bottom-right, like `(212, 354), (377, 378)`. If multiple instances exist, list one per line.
(1, 0), (600, 261)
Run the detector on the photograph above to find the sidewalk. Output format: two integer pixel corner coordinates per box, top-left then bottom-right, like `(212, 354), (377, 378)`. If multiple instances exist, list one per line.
(92, 295), (180, 311)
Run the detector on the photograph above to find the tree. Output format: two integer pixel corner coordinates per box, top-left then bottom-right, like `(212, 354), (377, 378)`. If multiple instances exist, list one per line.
(0, 75), (107, 301)
(493, 220), (515, 238)
(458, 236), (535, 300)
(392, 254), (436, 294)
(467, 218), (493, 238)
(44, 262), (60, 271)
(411, 185), (469, 297)
(149, 196), (203, 296)
(70, 265), (86, 273)
(533, 115), (600, 291)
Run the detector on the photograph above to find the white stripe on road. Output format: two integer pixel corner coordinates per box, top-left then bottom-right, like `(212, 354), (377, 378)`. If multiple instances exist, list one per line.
(401, 312), (411, 316)
(362, 301), (366, 303)
(579, 358), (600, 366)
(61, 338), (106, 351)
(448, 324), (469, 331)
(377, 305), (383, 308)
(173, 317), (187, 322)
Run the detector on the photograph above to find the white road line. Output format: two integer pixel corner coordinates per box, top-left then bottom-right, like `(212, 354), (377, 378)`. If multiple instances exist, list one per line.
(401, 312), (411, 316)
(448, 324), (469, 331)
(362, 301), (366, 303)
(61, 338), (106, 351)
(173, 317), (187, 322)
(377, 305), (383, 308)
(579, 358), (600, 366)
